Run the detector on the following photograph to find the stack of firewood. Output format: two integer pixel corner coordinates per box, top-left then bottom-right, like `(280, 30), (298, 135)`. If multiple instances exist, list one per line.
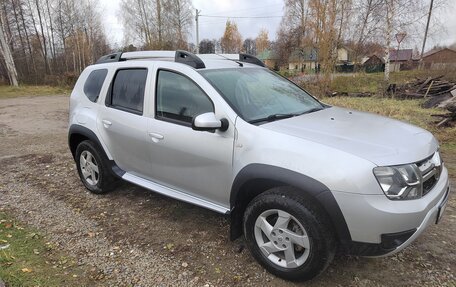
(389, 76), (456, 126)
(431, 99), (456, 127)
(390, 76), (455, 100)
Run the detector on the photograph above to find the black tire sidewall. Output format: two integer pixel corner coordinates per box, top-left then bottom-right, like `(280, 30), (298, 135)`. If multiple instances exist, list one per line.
(243, 188), (335, 281)
(75, 140), (113, 194)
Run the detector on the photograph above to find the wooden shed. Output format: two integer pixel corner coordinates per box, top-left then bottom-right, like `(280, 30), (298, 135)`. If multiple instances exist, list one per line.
(363, 55), (385, 73)
(422, 48), (456, 70)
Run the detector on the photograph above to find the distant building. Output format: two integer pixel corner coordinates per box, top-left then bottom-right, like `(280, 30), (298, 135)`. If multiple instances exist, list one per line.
(336, 46), (350, 63)
(363, 55), (385, 73)
(335, 46), (354, 72)
(389, 49), (413, 71)
(422, 48), (456, 70)
(257, 49), (279, 70)
(288, 47), (318, 72)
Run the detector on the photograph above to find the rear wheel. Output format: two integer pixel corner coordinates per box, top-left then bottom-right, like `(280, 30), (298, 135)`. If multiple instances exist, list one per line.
(75, 140), (117, 194)
(243, 187), (336, 281)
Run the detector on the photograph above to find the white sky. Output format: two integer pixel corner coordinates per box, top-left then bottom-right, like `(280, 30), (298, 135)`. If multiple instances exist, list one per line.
(99, 0), (456, 51)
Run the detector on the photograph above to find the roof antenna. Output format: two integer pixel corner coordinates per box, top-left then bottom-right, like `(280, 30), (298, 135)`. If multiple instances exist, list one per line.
(216, 53), (243, 67)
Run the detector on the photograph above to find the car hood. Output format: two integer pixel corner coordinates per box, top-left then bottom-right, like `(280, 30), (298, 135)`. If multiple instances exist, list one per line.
(262, 106), (438, 166)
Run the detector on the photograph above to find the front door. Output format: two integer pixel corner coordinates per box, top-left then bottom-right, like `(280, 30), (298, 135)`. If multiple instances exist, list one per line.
(146, 69), (235, 207)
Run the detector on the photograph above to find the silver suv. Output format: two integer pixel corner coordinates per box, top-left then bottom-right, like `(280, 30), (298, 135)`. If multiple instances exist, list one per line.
(68, 50), (450, 281)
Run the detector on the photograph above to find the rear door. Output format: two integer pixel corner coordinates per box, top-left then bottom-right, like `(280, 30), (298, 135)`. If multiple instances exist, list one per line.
(97, 67), (151, 174)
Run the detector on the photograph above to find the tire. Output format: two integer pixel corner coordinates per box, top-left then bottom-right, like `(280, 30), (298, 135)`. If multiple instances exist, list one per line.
(243, 186), (336, 281)
(75, 140), (117, 194)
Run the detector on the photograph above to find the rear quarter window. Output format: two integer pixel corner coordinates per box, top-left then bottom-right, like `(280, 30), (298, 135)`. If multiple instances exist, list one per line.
(83, 69), (108, 102)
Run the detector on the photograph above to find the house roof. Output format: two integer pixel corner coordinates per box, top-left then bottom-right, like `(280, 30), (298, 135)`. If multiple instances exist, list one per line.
(288, 47), (318, 62)
(389, 49), (413, 61)
(364, 54), (385, 64)
(422, 47), (456, 58)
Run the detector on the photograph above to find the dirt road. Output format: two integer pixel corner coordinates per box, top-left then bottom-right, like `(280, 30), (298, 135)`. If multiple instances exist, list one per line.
(0, 95), (455, 286)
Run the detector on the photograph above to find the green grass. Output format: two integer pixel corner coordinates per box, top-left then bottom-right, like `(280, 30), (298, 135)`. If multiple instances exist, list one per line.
(0, 212), (87, 286)
(0, 85), (70, 99)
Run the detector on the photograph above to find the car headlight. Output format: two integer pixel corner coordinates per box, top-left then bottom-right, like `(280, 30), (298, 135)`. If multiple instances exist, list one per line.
(373, 164), (422, 200)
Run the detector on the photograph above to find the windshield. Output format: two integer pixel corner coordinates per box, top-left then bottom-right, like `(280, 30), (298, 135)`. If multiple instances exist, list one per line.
(199, 68), (323, 123)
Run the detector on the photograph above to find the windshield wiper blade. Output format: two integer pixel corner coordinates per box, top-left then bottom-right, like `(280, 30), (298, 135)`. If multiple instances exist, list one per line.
(249, 113), (296, 124)
(249, 107), (325, 124)
(298, 107), (324, 115)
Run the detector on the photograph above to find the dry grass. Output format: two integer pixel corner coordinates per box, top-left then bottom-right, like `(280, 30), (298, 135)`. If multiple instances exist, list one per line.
(0, 85), (70, 99)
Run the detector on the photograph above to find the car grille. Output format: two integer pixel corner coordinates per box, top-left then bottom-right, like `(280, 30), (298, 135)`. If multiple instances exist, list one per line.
(416, 152), (442, 196)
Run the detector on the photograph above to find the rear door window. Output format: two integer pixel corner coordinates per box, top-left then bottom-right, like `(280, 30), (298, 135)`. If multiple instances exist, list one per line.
(107, 69), (148, 114)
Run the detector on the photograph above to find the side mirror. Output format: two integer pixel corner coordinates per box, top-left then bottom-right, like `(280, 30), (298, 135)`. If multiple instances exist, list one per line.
(192, 112), (228, 132)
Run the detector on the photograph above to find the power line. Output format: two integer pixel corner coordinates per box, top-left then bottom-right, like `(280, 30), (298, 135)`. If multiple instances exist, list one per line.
(199, 15), (283, 19)
(201, 3), (283, 16)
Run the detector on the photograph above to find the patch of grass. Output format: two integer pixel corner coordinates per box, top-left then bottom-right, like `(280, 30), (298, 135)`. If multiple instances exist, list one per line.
(0, 212), (87, 287)
(330, 73), (381, 93)
(328, 70), (456, 94)
(0, 85), (70, 99)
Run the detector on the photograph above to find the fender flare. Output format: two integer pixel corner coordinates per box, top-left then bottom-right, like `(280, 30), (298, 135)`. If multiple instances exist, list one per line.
(229, 164), (352, 244)
(68, 124), (124, 178)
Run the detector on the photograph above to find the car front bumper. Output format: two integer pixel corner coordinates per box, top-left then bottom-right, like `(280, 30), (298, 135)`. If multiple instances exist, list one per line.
(333, 165), (450, 256)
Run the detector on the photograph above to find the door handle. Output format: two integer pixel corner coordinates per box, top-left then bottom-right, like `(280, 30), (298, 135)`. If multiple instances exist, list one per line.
(149, 132), (164, 143)
(102, 120), (112, 128)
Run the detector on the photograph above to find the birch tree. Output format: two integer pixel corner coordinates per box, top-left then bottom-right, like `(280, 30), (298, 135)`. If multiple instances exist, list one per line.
(0, 6), (19, 86)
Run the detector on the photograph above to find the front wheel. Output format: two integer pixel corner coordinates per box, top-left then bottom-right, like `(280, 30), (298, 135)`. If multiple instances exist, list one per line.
(243, 187), (336, 281)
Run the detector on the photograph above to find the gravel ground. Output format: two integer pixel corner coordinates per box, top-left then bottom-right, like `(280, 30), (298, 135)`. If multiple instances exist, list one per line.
(0, 95), (455, 286)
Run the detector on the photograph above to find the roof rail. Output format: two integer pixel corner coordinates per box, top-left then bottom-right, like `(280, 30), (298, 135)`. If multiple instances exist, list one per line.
(239, 54), (265, 67)
(210, 53), (265, 67)
(94, 50), (265, 68)
(175, 50), (205, 69)
(121, 51), (175, 60)
(95, 50), (206, 69)
(96, 52), (123, 64)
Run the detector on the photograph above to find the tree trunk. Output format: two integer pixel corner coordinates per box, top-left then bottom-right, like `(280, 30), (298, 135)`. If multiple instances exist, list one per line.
(19, 0), (37, 82)
(1, 0), (14, 52)
(11, 0), (30, 76)
(45, 0), (56, 60)
(384, 0), (394, 83)
(34, 0), (50, 74)
(57, 0), (68, 72)
(156, 0), (162, 48)
(0, 10), (19, 86)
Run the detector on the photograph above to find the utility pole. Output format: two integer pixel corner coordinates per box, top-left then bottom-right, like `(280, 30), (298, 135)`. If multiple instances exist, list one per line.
(420, 0), (434, 62)
(195, 9), (200, 54)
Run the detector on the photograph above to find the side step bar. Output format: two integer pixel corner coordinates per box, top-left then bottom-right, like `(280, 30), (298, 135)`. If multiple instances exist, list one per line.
(122, 172), (230, 215)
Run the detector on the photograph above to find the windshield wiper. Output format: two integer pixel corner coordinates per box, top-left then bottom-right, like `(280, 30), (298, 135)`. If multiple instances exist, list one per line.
(249, 107), (324, 124)
(300, 107), (324, 115)
(249, 113), (297, 124)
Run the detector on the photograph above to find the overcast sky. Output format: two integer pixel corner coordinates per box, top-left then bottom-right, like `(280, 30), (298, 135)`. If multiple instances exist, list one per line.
(100, 0), (456, 51)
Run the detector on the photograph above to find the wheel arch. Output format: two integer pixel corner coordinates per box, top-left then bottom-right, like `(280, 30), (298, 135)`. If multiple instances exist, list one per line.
(68, 125), (124, 178)
(229, 164), (352, 245)
(68, 125), (106, 159)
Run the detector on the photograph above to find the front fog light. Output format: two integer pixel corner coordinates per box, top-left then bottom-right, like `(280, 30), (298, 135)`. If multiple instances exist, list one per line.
(373, 164), (422, 200)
